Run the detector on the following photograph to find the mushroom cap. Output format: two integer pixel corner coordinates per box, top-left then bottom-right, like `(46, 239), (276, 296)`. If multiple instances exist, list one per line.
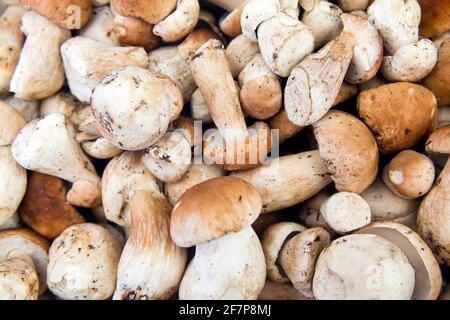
(357, 82), (438, 154)
(179, 227), (266, 300)
(313, 110), (379, 194)
(260, 222), (307, 283)
(170, 176), (262, 247)
(112, 13), (161, 51)
(0, 228), (49, 295)
(0, 254), (39, 300)
(240, 0), (279, 42)
(423, 39), (450, 107)
(219, 2), (245, 38)
(47, 223), (122, 300)
(225, 34), (260, 77)
(382, 150), (435, 199)
(425, 125), (450, 155)
(357, 221), (442, 300)
(313, 234), (415, 300)
(361, 178), (420, 221)
(19, 172), (85, 240)
(110, 0), (177, 24)
(418, 0), (450, 39)
(320, 192), (371, 233)
(280, 227), (331, 298)
(341, 13), (383, 84)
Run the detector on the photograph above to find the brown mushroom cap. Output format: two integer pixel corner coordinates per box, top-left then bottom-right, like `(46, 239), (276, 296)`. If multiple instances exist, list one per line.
(358, 82), (438, 154)
(425, 124), (450, 154)
(0, 229), (49, 295)
(313, 110), (379, 194)
(418, 0), (450, 39)
(170, 176), (262, 247)
(357, 221), (442, 300)
(112, 14), (161, 52)
(19, 172), (86, 240)
(219, 2), (245, 38)
(110, 0), (177, 25)
(423, 40), (450, 107)
(268, 109), (304, 144)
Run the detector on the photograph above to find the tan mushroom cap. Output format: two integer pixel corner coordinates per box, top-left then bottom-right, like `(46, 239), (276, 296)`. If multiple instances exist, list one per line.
(110, 0), (177, 25)
(219, 2), (245, 38)
(19, 172), (86, 240)
(423, 39), (450, 107)
(358, 82), (438, 154)
(313, 110), (379, 194)
(356, 221), (442, 300)
(418, 0), (450, 39)
(260, 222), (307, 283)
(382, 150), (435, 199)
(0, 229), (49, 295)
(170, 176), (262, 247)
(112, 14), (161, 51)
(0, 253), (39, 300)
(425, 125), (450, 154)
(280, 227), (331, 298)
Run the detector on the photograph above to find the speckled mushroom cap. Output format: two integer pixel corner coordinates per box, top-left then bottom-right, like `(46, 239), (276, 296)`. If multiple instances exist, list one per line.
(170, 176), (262, 247)
(357, 221), (442, 300)
(313, 110), (379, 194)
(357, 82), (438, 154)
(418, 0), (450, 39)
(0, 229), (49, 295)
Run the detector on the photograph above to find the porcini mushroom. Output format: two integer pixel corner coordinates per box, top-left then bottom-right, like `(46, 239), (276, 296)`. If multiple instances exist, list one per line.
(313, 234), (415, 300)
(418, 0), (450, 39)
(12, 113), (102, 208)
(357, 82), (438, 153)
(110, 0), (177, 25)
(240, 0), (278, 42)
(382, 150), (435, 199)
(219, 1), (246, 38)
(47, 223), (122, 300)
(113, 191), (187, 300)
(10, 11), (70, 100)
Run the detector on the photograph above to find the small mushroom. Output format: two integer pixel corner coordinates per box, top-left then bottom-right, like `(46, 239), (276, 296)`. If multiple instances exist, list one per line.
(12, 113), (102, 208)
(153, 0), (200, 42)
(0, 228), (49, 295)
(164, 164), (225, 205)
(60, 36), (149, 103)
(418, 125), (450, 265)
(0, 5), (25, 96)
(47, 223), (122, 300)
(261, 222), (307, 283)
(232, 151), (332, 213)
(219, 1), (246, 38)
(91, 66), (182, 151)
(301, 0), (343, 49)
(171, 176), (266, 299)
(225, 34), (260, 78)
(357, 221), (442, 300)
(191, 39), (248, 144)
(19, 172), (85, 240)
(367, 0), (421, 55)
(381, 39), (438, 82)
(80, 6), (118, 45)
(10, 11), (71, 100)
(313, 234), (415, 300)
(313, 110), (379, 193)
(112, 11), (160, 51)
(0, 146), (27, 226)
(423, 39), (450, 107)
(357, 82), (438, 153)
(418, 0), (450, 39)
(0, 101), (26, 146)
(110, 0), (177, 25)
(240, 0), (279, 42)
(238, 54), (282, 119)
(320, 192), (371, 233)
(279, 227), (331, 297)
(382, 150), (435, 199)
(25, 0), (92, 29)
(285, 31), (355, 126)
(258, 13), (315, 77)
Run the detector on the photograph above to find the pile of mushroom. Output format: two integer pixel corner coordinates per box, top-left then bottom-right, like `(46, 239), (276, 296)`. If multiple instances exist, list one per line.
(0, 0), (448, 301)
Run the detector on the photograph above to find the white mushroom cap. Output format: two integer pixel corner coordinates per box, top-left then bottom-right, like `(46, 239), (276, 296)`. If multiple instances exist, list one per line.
(179, 227), (266, 300)
(142, 130), (192, 183)
(381, 39), (438, 82)
(320, 192), (371, 233)
(47, 223), (122, 300)
(261, 222), (307, 283)
(357, 221), (442, 300)
(313, 234), (415, 300)
(240, 0), (279, 42)
(367, 0), (421, 55)
(279, 227), (331, 297)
